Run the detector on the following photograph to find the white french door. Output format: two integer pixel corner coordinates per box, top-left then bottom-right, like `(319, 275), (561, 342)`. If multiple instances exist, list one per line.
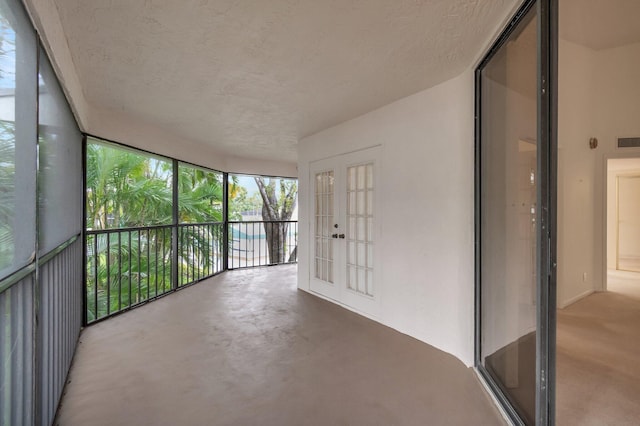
(309, 146), (381, 317)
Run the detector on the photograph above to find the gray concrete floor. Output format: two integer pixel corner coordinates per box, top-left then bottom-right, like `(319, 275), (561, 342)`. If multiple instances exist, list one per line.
(56, 265), (504, 426)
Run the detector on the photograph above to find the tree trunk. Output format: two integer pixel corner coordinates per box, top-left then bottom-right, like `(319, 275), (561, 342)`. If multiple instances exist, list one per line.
(287, 245), (297, 263)
(255, 177), (297, 264)
(264, 221), (288, 264)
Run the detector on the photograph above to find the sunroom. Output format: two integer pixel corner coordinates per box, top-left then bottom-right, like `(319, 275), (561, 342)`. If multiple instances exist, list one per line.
(2, 0), (640, 425)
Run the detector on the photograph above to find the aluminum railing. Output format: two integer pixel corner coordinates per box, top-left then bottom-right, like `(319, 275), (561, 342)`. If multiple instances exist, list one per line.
(86, 225), (174, 322)
(85, 220), (297, 322)
(0, 234), (82, 426)
(177, 223), (224, 287)
(228, 220), (298, 269)
(85, 222), (225, 323)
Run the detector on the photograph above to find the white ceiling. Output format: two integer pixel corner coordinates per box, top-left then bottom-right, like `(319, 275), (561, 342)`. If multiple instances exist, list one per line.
(51, 0), (514, 163)
(560, 0), (640, 51)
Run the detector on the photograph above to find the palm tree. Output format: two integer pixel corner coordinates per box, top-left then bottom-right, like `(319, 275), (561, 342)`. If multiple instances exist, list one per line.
(177, 165), (224, 284)
(86, 143), (173, 230)
(86, 227), (172, 321)
(85, 142), (225, 320)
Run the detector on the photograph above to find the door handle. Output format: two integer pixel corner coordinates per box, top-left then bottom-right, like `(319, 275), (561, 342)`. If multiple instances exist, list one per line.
(331, 233), (338, 239)
(338, 234), (345, 239)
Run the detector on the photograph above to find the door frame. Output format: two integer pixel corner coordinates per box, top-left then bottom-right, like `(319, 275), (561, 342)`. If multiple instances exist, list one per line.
(615, 173), (640, 272)
(309, 158), (340, 301)
(308, 146), (383, 318)
(601, 153), (640, 292)
(473, 0), (557, 424)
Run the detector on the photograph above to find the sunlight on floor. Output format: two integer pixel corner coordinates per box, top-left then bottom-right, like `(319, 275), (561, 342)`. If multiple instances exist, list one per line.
(607, 269), (640, 301)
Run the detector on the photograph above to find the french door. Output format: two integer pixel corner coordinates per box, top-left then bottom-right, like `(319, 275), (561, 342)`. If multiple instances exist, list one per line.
(309, 146), (381, 317)
(475, 1), (556, 425)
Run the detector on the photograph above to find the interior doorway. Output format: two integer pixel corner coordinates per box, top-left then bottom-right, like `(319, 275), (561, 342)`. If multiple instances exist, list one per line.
(607, 158), (640, 299)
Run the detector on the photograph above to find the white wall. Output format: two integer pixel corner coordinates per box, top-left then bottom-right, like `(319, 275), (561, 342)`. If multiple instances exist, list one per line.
(89, 107), (298, 178)
(558, 39), (640, 307)
(23, 0), (298, 179)
(298, 71), (476, 366)
(557, 39), (598, 307)
(593, 42), (640, 289)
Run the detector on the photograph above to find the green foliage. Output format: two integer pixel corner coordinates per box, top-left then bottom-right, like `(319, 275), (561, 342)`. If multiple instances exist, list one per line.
(228, 183), (262, 220)
(85, 141), (225, 321)
(86, 229), (173, 321)
(86, 143), (173, 230)
(0, 121), (15, 273)
(178, 165), (223, 223)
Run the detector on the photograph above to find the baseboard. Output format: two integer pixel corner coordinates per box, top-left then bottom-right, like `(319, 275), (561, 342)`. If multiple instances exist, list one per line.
(609, 268), (640, 278)
(559, 289), (595, 309)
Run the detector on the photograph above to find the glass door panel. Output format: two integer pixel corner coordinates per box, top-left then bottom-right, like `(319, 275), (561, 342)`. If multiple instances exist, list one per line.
(314, 171), (335, 283)
(309, 146), (381, 317)
(479, 4), (538, 425)
(309, 158), (340, 301)
(346, 163), (374, 296)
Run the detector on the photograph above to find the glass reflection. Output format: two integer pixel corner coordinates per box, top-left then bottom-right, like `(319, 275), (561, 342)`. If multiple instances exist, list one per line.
(480, 6), (538, 425)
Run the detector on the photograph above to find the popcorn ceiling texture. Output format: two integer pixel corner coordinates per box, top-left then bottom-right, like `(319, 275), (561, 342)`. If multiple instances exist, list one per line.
(48, 0), (513, 162)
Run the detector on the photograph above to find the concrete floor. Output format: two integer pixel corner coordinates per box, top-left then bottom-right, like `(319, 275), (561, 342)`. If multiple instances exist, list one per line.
(55, 265), (504, 426)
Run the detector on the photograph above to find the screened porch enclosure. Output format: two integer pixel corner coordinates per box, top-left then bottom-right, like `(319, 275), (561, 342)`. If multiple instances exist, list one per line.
(84, 138), (299, 323)
(1, 0), (83, 423)
(0, 0), (298, 421)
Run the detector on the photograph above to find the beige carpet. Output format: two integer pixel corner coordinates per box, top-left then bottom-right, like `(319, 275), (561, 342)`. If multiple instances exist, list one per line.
(557, 289), (640, 425)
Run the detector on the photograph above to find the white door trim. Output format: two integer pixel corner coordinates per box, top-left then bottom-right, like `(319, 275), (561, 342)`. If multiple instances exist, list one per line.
(308, 145), (382, 318)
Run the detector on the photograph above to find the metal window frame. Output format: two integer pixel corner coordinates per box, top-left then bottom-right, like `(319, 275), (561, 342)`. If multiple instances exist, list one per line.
(536, 1), (558, 424)
(474, 0), (557, 425)
(0, 11), (85, 421)
(81, 135), (299, 324)
(82, 134), (88, 326)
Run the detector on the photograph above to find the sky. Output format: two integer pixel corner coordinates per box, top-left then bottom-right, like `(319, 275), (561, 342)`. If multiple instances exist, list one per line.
(0, 19), (16, 90)
(234, 175), (259, 196)
(232, 175), (298, 201)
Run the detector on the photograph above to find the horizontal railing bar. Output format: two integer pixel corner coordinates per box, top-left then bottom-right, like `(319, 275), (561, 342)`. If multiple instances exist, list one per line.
(0, 262), (36, 295)
(177, 222), (223, 227)
(0, 232), (81, 295)
(39, 234), (80, 266)
(86, 224), (173, 235)
(87, 222), (227, 235)
(228, 220), (298, 224)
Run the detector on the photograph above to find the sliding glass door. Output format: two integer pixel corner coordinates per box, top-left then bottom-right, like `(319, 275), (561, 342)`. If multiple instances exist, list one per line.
(475, 1), (556, 425)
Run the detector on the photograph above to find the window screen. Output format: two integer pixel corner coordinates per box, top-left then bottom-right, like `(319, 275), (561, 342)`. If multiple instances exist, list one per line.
(38, 47), (83, 254)
(0, 1), (37, 279)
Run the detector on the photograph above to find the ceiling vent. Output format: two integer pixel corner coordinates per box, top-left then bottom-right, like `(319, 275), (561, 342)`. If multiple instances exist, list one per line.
(618, 137), (640, 148)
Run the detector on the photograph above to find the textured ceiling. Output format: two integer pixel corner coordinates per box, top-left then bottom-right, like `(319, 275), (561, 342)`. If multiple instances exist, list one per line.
(52, 0), (514, 162)
(560, 0), (640, 51)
